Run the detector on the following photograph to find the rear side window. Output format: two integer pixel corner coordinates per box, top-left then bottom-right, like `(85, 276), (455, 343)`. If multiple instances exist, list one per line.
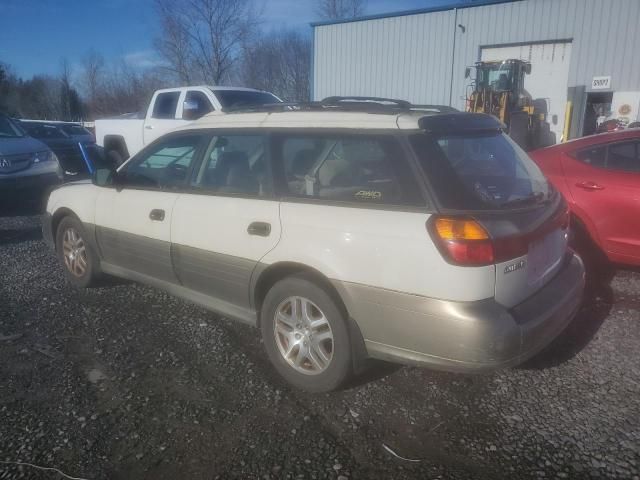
(411, 132), (549, 210)
(152, 92), (180, 119)
(574, 141), (639, 172)
(274, 134), (423, 206)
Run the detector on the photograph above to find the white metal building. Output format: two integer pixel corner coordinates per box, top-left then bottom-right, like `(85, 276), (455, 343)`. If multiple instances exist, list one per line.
(311, 0), (640, 141)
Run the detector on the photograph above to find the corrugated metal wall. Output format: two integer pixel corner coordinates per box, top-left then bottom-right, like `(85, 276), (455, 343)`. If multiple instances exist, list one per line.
(313, 9), (457, 105)
(313, 0), (640, 113)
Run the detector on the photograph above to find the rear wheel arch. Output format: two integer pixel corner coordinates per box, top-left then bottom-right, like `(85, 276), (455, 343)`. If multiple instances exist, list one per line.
(252, 262), (347, 319)
(570, 209), (603, 251)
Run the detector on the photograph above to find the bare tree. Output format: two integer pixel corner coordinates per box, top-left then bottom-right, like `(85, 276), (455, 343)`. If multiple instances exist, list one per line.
(81, 50), (105, 107)
(154, 0), (260, 85)
(240, 30), (311, 102)
(316, 0), (367, 20)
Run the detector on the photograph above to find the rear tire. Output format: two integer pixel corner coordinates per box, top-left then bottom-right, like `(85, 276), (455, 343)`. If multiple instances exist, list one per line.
(56, 216), (101, 288)
(260, 274), (352, 392)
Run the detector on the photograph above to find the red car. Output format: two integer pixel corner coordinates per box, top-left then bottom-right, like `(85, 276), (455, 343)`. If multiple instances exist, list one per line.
(530, 129), (640, 267)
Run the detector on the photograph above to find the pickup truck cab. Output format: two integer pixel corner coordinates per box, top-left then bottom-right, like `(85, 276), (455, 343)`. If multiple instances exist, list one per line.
(95, 86), (280, 164)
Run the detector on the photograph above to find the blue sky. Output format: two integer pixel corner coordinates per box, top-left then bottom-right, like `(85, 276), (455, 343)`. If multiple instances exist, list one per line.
(0, 0), (459, 78)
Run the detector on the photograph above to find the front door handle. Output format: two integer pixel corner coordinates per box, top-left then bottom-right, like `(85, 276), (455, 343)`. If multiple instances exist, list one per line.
(247, 221), (271, 237)
(149, 209), (165, 221)
(145, 124), (154, 130)
(576, 181), (604, 191)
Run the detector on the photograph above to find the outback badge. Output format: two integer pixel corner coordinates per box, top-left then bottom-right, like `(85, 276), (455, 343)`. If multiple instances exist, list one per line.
(504, 260), (526, 274)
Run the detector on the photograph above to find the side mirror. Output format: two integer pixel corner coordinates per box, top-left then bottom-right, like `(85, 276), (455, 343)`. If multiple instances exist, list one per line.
(183, 100), (200, 120)
(524, 63), (532, 75)
(92, 167), (115, 187)
(464, 67), (471, 79)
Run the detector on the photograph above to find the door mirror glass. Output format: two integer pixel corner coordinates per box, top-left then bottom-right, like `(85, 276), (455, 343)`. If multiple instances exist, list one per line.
(464, 67), (471, 79)
(92, 167), (115, 187)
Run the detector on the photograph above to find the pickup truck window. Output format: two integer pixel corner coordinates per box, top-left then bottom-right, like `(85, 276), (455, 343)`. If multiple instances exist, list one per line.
(152, 92), (181, 119)
(214, 90), (280, 110)
(184, 91), (214, 120)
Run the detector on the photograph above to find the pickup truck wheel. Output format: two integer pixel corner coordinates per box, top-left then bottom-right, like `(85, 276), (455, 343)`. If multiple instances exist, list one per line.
(260, 274), (352, 392)
(56, 217), (100, 288)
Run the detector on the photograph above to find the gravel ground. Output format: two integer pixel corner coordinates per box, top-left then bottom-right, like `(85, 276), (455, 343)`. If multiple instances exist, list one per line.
(0, 213), (639, 480)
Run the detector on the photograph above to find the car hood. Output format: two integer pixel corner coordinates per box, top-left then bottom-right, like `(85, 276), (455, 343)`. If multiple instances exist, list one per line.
(0, 136), (50, 156)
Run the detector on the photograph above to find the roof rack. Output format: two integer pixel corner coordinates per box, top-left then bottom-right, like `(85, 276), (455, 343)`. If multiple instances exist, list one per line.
(222, 97), (459, 115)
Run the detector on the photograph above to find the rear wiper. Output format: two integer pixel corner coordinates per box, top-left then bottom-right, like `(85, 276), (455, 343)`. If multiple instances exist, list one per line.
(500, 192), (545, 208)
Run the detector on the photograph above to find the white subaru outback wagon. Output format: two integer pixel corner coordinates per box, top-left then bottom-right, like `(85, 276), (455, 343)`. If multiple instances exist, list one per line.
(43, 98), (585, 392)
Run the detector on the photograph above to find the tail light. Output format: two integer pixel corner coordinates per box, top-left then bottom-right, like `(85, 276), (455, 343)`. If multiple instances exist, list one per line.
(429, 208), (570, 267)
(429, 217), (495, 266)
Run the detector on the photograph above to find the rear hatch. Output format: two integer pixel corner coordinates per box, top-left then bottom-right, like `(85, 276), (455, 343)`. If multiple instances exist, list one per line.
(411, 114), (569, 308)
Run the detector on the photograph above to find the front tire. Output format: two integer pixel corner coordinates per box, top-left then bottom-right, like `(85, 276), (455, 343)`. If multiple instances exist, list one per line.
(260, 274), (352, 392)
(56, 216), (100, 288)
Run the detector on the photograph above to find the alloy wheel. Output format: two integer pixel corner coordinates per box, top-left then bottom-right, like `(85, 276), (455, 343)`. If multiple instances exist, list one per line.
(62, 227), (87, 277)
(273, 296), (334, 375)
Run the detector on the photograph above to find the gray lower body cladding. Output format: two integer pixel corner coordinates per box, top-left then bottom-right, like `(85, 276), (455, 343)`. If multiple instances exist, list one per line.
(48, 217), (585, 373)
(172, 244), (255, 309)
(334, 253), (585, 371)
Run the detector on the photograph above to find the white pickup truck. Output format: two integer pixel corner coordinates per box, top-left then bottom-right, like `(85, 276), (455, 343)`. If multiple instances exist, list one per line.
(95, 86), (281, 164)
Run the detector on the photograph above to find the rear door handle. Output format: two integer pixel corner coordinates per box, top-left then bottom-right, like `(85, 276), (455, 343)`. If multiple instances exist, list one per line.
(149, 209), (165, 221)
(576, 181), (604, 191)
(145, 124), (154, 130)
(247, 221), (271, 237)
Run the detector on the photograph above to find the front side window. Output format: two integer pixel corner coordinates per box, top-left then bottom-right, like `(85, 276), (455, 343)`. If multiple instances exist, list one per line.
(121, 135), (202, 189)
(183, 91), (214, 120)
(575, 141), (639, 172)
(191, 134), (268, 196)
(575, 146), (607, 168)
(152, 92), (180, 119)
(411, 132), (549, 210)
(275, 134), (423, 206)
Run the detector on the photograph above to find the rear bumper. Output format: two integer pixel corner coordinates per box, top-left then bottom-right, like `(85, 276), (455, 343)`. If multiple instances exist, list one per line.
(337, 252), (585, 372)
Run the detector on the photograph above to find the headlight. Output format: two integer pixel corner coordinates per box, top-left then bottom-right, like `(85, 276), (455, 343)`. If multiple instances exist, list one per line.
(33, 150), (59, 164)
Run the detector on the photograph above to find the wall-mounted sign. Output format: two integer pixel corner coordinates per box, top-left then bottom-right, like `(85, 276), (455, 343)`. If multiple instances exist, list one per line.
(592, 76), (611, 90)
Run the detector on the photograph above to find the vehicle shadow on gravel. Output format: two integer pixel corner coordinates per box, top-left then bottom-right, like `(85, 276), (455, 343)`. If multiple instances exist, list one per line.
(0, 226), (42, 245)
(521, 258), (615, 370)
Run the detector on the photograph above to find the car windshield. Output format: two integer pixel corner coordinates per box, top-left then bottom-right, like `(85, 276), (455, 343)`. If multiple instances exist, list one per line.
(411, 131), (550, 210)
(214, 90), (281, 110)
(22, 123), (70, 139)
(60, 124), (91, 136)
(0, 116), (25, 138)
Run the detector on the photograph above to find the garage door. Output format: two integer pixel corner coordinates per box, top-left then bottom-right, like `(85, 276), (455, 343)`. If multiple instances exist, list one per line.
(481, 41), (572, 144)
